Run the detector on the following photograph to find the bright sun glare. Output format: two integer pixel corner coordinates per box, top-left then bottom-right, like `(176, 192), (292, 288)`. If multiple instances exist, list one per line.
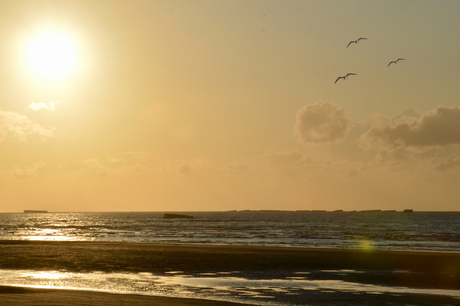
(26, 31), (79, 80)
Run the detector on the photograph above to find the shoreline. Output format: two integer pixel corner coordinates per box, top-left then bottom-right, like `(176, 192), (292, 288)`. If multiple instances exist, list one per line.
(1, 241), (460, 305)
(1, 241), (460, 288)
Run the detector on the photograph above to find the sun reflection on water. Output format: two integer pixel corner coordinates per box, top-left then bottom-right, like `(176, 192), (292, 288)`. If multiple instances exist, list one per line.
(23, 235), (76, 242)
(1, 269), (460, 306)
(22, 271), (69, 280)
(17, 216), (81, 241)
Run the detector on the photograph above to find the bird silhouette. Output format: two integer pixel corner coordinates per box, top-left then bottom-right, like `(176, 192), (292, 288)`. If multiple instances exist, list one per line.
(387, 58), (406, 67)
(347, 38), (368, 48)
(334, 73), (357, 84)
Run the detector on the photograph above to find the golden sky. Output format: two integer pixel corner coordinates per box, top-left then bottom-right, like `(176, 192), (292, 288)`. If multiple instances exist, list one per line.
(1, 0), (460, 212)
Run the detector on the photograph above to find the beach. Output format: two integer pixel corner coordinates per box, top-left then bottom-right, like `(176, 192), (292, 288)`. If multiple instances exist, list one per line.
(1, 241), (460, 305)
(0, 286), (252, 306)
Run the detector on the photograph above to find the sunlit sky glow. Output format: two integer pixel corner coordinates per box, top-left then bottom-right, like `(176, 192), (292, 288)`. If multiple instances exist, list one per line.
(1, 0), (460, 212)
(25, 30), (79, 79)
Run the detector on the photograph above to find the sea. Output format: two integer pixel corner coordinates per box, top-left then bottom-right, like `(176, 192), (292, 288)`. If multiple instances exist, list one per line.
(1, 211), (460, 305)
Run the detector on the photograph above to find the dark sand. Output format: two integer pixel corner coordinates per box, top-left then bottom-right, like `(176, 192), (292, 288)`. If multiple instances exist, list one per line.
(0, 286), (251, 305)
(1, 241), (460, 305)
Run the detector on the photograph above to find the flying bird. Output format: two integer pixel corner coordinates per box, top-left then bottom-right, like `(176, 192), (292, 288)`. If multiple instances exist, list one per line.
(387, 58), (406, 67)
(334, 73), (357, 84)
(347, 38), (368, 48)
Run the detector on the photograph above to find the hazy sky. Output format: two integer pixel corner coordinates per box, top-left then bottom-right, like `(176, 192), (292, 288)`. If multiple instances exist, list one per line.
(1, 0), (460, 212)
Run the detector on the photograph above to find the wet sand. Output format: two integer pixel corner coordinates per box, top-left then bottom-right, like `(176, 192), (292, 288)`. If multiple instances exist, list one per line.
(0, 285), (250, 305)
(1, 285), (460, 306)
(1, 241), (460, 305)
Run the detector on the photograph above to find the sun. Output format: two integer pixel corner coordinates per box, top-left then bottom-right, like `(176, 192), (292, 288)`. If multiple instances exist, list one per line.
(25, 30), (79, 80)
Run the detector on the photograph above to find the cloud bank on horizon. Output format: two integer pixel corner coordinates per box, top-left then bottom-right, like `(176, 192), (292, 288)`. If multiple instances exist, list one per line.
(362, 106), (460, 148)
(295, 101), (460, 172)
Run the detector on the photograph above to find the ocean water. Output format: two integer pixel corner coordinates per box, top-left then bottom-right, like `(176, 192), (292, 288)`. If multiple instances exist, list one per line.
(2, 211), (460, 305)
(1, 211), (460, 252)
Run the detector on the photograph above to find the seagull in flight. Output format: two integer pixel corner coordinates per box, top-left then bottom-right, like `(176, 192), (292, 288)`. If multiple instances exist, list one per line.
(387, 58), (406, 67)
(347, 38), (368, 48)
(334, 73), (357, 84)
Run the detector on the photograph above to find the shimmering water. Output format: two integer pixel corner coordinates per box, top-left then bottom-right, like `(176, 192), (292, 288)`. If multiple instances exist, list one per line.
(1, 269), (460, 306)
(1, 211), (460, 252)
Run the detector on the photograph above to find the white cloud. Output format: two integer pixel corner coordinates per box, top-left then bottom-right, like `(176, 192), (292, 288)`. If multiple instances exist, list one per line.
(294, 101), (352, 144)
(0, 110), (56, 143)
(29, 101), (62, 112)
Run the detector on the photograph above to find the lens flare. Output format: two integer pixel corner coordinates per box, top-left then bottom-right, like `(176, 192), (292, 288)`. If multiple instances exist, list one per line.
(359, 239), (374, 251)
